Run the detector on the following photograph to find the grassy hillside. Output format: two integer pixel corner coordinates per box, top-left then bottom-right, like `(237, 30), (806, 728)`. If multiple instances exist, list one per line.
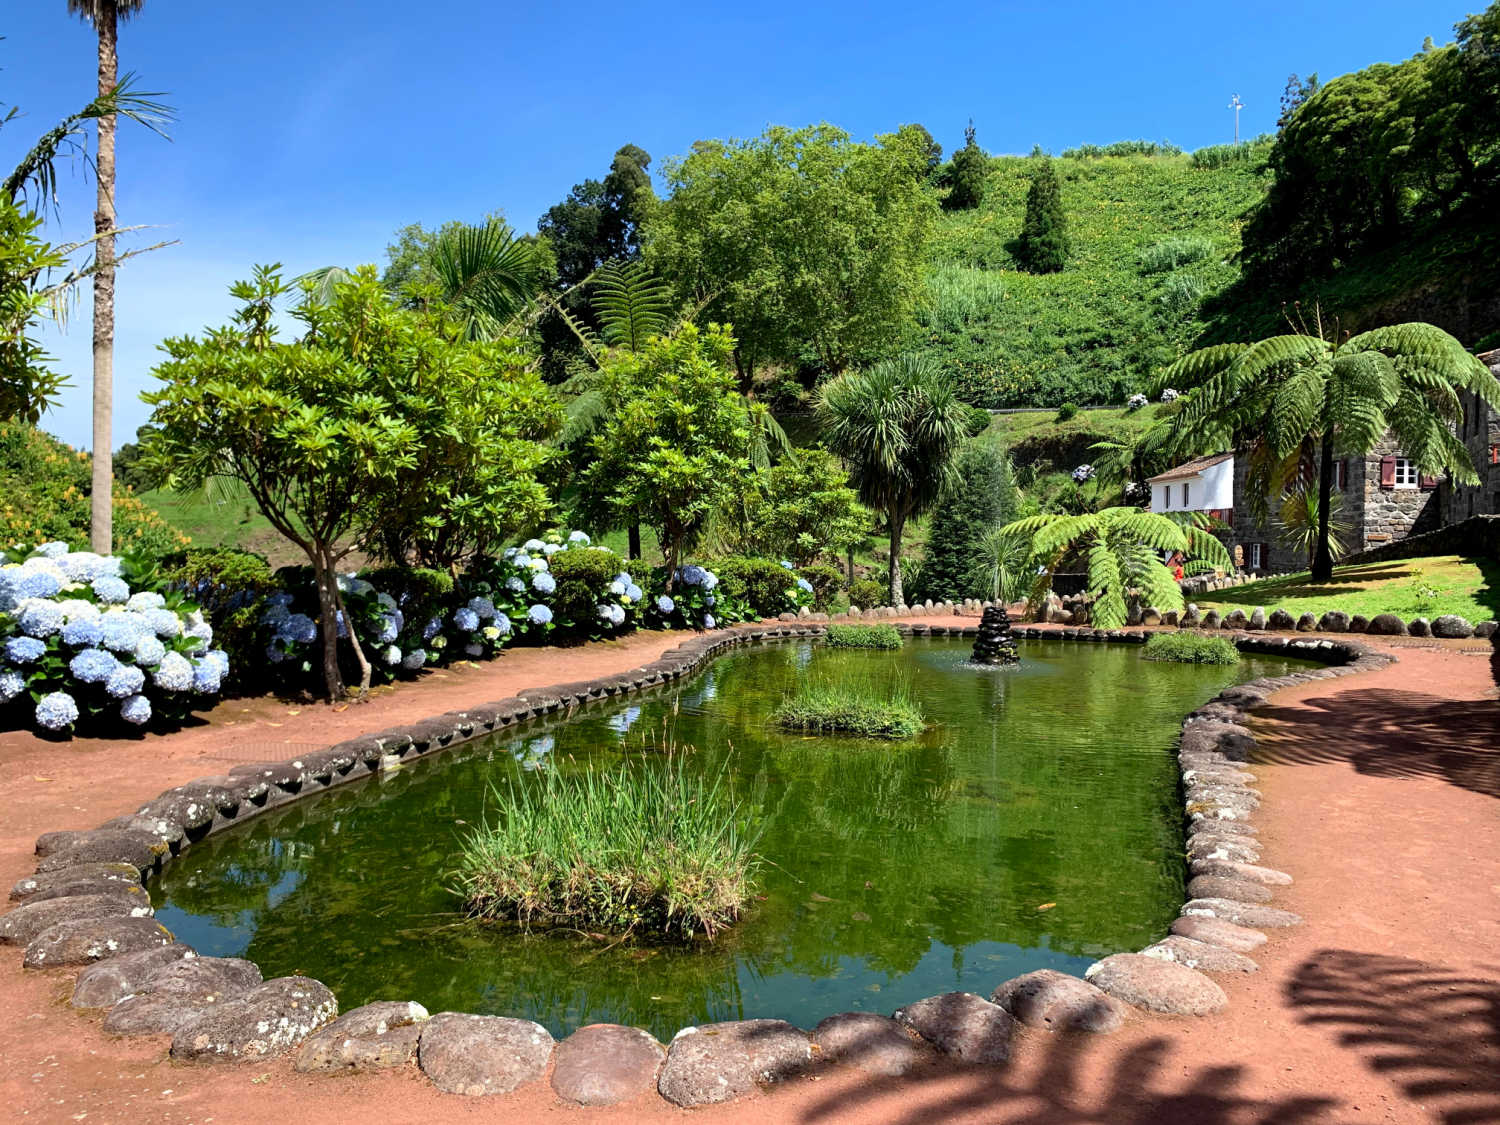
(909, 143), (1273, 409)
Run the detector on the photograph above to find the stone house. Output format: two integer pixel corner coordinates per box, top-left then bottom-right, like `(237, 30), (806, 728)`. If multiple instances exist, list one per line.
(1444, 347), (1500, 525)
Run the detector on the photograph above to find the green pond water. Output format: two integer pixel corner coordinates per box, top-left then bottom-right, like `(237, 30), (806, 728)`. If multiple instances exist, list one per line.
(152, 638), (1305, 1039)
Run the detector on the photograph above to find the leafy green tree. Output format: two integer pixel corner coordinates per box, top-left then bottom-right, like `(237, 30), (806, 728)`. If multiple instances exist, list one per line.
(577, 324), (751, 579)
(645, 124), (936, 386)
(1162, 317), (1499, 581)
(1277, 72), (1321, 130)
(817, 354), (972, 606)
(1015, 155), (1070, 273)
(143, 265), (559, 698)
(916, 436), (1020, 602)
(739, 449), (869, 567)
(1000, 508), (1229, 627)
(538, 144), (654, 287)
(897, 123), (943, 179)
(945, 120), (986, 210)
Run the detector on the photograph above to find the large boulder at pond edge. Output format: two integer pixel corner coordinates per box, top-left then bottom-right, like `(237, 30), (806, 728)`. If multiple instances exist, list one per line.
(72, 943), (198, 1008)
(170, 976), (337, 1063)
(417, 1012), (554, 1095)
(811, 1012), (936, 1076)
(9, 863), (144, 905)
(1170, 915), (1268, 953)
(1407, 617), (1431, 637)
(1295, 612), (1318, 632)
(1317, 610), (1351, 632)
(1141, 936), (1258, 974)
(103, 958), (264, 1037)
(892, 991), (1015, 1063)
(295, 1001), (430, 1073)
(550, 1023), (665, 1106)
(658, 1019), (811, 1107)
(990, 969), (1127, 1033)
(33, 830), (170, 875)
(1267, 608), (1296, 631)
(1084, 953), (1227, 1015)
(1366, 613), (1407, 635)
(0, 891), (152, 945)
(23, 914), (174, 968)
(1431, 614), (1473, 638)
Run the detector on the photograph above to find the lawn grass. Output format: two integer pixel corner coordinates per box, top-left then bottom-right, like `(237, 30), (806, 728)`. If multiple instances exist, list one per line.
(826, 624), (903, 649)
(1144, 633), (1240, 665)
(140, 485), (299, 565)
(773, 681), (926, 740)
(1195, 555), (1499, 623)
(455, 755), (760, 940)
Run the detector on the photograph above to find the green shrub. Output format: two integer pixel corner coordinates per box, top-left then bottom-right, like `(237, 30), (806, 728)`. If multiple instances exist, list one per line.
(713, 556), (802, 617)
(158, 547), (276, 688)
(773, 681), (925, 739)
(1159, 272), (1206, 315)
(545, 547), (628, 634)
(365, 564), (455, 644)
(1136, 236), (1213, 274)
(826, 623), (903, 650)
(1143, 632), (1241, 665)
(736, 450), (868, 568)
(848, 578), (885, 610)
(798, 563), (844, 610)
(1055, 402), (1078, 421)
(455, 755), (761, 940)
(1190, 141), (1267, 170)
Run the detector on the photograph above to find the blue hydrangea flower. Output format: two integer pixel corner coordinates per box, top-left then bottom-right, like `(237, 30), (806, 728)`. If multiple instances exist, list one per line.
(69, 648), (120, 684)
(467, 596), (496, 621)
(678, 565), (708, 587)
(796, 577), (814, 593)
(453, 607), (480, 632)
(377, 614), (400, 644)
(35, 691), (79, 731)
(567, 531), (590, 544)
(523, 539), (545, 552)
(615, 571), (634, 586)
(491, 615), (512, 637)
(105, 663), (146, 699)
(780, 559), (794, 570)
(401, 648), (427, 670)
(265, 643), (287, 664)
(60, 615), (103, 648)
(702, 570), (718, 590)
(148, 608), (183, 638)
(280, 613), (318, 645)
(531, 571), (556, 595)
(134, 636), (167, 667)
(376, 591), (397, 611)
(120, 694), (152, 726)
(422, 616), (441, 641)
(705, 595), (716, 607)
(192, 660), (222, 694)
(334, 610), (349, 640)
(266, 591), (295, 608)
(527, 604), (553, 626)
(201, 649), (230, 677)
(36, 541), (69, 558)
(625, 583), (643, 602)
(656, 594), (675, 614)
(153, 651), (194, 692)
(91, 582), (132, 609)
(126, 591), (166, 612)
(541, 543), (561, 555)
(99, 612), (148, 652)
(18, 600), (65, 638)
(59, 598), (99, 621)
(5, 635), (46, 663)
(183, 613), (213, 648)
(0, 669), (25, 702)
(512, 551), (531, 568)
(339, 575), (374, 597)
(505, 576), (526, 594)
(703, 614), (717, 630)
(382, 645), (402, 665)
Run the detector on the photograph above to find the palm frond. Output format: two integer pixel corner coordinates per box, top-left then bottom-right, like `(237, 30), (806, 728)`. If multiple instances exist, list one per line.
(429, 220), (540, 341)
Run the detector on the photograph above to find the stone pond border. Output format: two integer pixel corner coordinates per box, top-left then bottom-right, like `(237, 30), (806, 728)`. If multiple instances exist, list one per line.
(3, 617), (1395, 1107)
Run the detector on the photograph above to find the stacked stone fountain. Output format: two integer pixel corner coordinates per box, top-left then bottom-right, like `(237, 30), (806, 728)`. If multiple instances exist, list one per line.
(970, 603), (1019, 665)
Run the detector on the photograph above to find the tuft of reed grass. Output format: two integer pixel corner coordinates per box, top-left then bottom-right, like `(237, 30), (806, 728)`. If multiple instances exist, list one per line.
(454, 753), (761, 940)
(773, 679), (926, 740)
(826, 623), (903, 650)
(1137, 236), (1213, 274)
(1143, 632), (1241, 665)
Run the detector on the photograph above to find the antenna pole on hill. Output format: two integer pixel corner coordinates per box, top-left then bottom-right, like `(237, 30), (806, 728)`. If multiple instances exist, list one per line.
(1228, 94), (1244, 144)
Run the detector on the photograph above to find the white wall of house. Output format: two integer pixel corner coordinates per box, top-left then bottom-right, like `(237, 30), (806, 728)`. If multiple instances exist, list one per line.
(1150, 457), (1234, 513)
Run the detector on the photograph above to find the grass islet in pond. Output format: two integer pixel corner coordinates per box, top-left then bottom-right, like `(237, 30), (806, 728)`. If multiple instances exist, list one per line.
(825, 623), (903, 649)
(150, 639), (1313, 1041)
(1143, 633), (1241, 665)
(456, 755), (761, 939)
(772, 677), (925, 739)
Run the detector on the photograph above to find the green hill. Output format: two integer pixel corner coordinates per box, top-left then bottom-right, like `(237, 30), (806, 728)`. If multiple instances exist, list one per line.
(909, 141), (1274, 409)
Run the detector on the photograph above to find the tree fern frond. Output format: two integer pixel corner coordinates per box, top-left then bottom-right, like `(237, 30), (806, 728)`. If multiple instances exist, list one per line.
(1153, 344), (1247, 395)
(1087, 537), (1127, 628)
(594, 261), (672, 353)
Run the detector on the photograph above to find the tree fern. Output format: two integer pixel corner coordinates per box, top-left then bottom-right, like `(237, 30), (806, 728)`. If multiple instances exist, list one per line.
(594, 262), (672, 352)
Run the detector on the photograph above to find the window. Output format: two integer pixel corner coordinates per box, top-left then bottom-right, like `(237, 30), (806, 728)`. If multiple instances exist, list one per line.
(1393, 458), (1418, 488)
(1182, 482), (1190, 507)
(1334, 459), (1348, 490)
(1247, 542), (1265, 570)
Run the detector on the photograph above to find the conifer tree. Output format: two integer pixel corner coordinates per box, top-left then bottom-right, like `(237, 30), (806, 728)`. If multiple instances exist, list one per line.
(945, 121), (986, 211)
(1015, 155), (1070, 273)
(915, 436), (1019, 602)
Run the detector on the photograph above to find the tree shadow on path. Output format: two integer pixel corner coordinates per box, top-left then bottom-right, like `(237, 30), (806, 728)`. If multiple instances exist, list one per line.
(1250, 689), (1500, 800)
(1288, 949), (1500, 1125)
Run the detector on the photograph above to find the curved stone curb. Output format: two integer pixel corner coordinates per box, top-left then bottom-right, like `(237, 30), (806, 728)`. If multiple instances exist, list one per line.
(0, 618), (1391, 1106)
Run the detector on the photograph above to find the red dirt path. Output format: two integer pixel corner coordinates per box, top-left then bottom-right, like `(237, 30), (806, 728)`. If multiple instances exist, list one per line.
(1, 624), (1497, 1125)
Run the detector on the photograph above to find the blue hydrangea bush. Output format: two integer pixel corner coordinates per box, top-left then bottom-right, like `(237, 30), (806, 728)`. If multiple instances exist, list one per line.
(646, 564), (743, 631)
(0, 543), (229, 734)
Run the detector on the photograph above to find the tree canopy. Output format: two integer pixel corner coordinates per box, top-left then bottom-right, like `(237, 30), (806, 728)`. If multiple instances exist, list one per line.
(1015, 155), (1070, 273)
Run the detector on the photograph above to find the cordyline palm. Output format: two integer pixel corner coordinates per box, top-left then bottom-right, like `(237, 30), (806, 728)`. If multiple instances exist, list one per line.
(1000, 508), (1230, 628)
(1159, 314), (1498, 581)
(69, 0), (145, 555)
(817, 354), (971, 606)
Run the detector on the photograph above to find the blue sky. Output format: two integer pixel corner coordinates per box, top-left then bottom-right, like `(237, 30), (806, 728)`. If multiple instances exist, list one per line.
(2, 0), (1477, 450)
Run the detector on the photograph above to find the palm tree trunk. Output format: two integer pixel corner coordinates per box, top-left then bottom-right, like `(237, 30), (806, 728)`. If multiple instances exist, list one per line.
(89, 0), (119, 555)
(1311, 430), (1335, 582)
(887, 512), (905, 607)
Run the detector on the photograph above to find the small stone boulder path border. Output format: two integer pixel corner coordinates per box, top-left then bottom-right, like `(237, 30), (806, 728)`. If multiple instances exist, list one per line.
(1, 613), (1392, 1108)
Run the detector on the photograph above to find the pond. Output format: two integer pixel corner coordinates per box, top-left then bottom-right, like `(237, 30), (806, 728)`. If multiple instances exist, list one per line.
(152, 638), (1306, 1040)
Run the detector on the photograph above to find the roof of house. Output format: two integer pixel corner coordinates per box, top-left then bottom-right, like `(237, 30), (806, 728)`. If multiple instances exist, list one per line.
(1479, 347), (1500, 373)
(1146, 451), (1234, 484)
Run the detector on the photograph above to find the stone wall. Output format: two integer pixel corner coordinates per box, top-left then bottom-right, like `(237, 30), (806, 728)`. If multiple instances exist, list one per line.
(1443, 364), (1500, 525)
(1341, 514), (1500, 565)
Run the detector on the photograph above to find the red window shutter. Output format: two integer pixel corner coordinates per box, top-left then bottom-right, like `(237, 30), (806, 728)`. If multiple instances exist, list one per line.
(1261, 542), (1270, 570)
(1419, 473), (1439, 490)
(1338, 459), (1348, 489)
(1491, 444), (1499, 466)
(1380, 456), (1396, 488)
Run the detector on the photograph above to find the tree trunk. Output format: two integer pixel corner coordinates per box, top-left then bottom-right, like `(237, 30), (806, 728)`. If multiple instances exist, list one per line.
(1311, 431), (1335, 582)
(332, 576), (372, 699)
(312, 552), (345, 700)
(887, 513), (905, 607)
(627, 523), (641, 561)
(846, 548), (855, 585)
(89, 1), (119, 555)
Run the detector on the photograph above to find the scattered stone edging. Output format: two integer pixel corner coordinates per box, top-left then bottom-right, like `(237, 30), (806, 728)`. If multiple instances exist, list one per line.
(2, 615), (1392, 1107)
